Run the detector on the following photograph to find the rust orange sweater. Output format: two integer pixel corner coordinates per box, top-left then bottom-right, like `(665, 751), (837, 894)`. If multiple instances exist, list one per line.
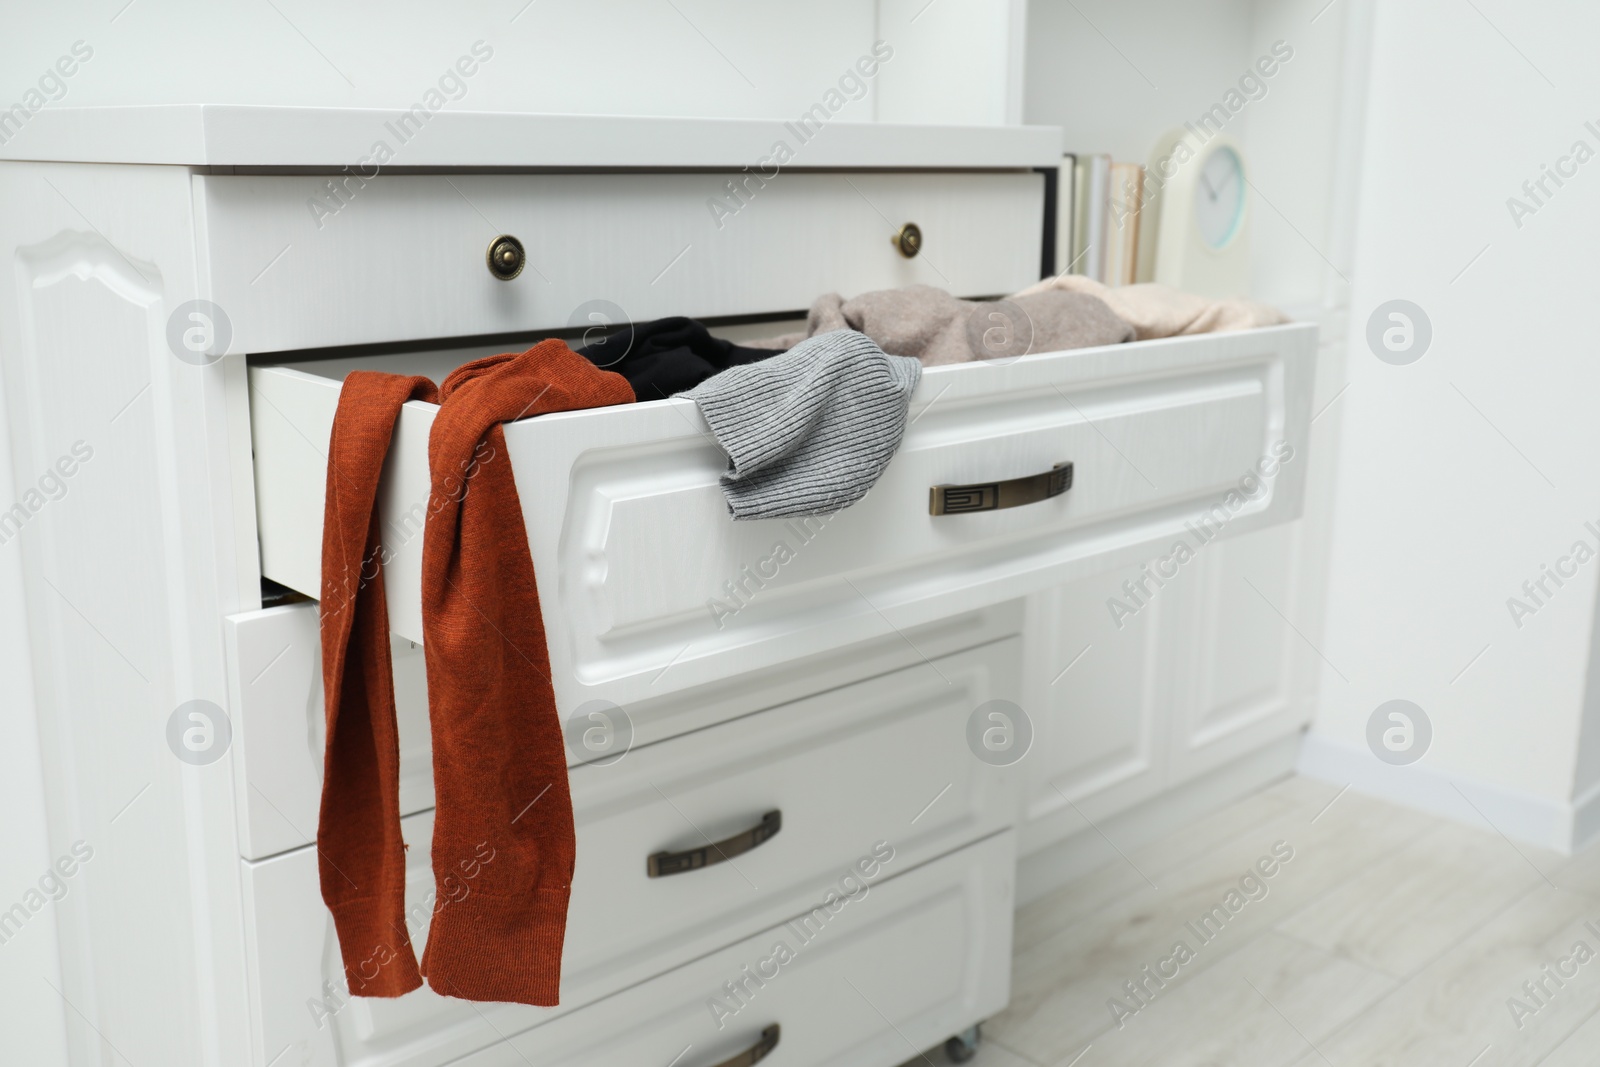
(317, 340), (633, 1004)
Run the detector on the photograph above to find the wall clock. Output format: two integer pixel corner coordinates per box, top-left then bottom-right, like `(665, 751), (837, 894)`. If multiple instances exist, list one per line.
(1137, 129), (1252, 298)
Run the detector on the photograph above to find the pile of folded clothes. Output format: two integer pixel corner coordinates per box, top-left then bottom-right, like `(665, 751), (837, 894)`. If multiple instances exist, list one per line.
(574, 279), (1286, 520)
(579, 277), (1287, 401)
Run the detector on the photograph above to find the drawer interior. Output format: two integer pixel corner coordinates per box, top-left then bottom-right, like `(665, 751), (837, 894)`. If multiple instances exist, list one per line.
(253, 315), (804, 381)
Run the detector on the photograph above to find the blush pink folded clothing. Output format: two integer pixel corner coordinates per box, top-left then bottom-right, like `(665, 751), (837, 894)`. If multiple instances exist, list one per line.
(749, 283), (1132, 365)
(1012, 274), (1289, 341)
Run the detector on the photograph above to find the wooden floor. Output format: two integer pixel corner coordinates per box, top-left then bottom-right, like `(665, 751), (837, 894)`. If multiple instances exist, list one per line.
(901, 775), (1600, 1067)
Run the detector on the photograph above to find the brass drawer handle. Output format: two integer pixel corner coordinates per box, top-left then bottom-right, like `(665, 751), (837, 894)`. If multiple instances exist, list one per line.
(707, 1025), (780, 1067)
(648, 810), (781, 878)
(892, 222), (922, 258)
(486, 234), (525, 280)
(930, 462), (1073, 516)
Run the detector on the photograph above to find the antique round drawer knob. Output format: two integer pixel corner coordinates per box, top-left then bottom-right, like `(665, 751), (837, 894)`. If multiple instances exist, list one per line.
(892, 222), (923, 259)
(486, 234), (526, 280)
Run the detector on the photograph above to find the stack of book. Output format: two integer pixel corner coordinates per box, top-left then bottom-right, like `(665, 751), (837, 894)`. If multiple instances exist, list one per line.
(1059, 153), (1148, 287)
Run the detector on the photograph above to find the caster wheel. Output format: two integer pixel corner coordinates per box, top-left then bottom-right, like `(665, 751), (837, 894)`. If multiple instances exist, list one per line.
(945, 1024), (981, 1063)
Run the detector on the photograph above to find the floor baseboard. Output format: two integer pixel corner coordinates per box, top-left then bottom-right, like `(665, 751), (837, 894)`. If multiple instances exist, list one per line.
(1295, 731), (1577, 855)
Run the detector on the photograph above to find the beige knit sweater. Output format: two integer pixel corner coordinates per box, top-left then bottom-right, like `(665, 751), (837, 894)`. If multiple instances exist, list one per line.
(1013, 274), (1289, 341)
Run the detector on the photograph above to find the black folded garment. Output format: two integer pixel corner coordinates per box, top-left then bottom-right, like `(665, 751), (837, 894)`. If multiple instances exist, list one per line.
(574, 316), (775, 401)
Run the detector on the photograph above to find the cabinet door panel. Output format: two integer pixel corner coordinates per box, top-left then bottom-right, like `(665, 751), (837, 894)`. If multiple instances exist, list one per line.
(1021, 524), (1310, 851)
(1165, 523), (1306, 784)
(1021, 563), (1166, 853)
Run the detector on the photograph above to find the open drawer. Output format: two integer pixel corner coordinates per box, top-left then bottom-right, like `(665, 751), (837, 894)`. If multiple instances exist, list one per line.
(250, 322), (1316, 710)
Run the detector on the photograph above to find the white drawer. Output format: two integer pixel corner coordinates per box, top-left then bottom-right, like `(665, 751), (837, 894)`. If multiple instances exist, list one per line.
(251, 323), (1316, 714)
(238, 643), (1022, 1066)
(450, 831), (1014, 1067)
(222, 601), (1020, 860)
(198, 171), (1043, 353)
(222, 604), (432, 860)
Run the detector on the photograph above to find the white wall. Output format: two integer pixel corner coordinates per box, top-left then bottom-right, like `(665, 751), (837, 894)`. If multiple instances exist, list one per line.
(1308, 0), (1600, 849)
(1025, 0), (1259, 163)
(1, 1), (869, 117)
(0, 0), (1020, 125)
(877, 0), (1027, 125)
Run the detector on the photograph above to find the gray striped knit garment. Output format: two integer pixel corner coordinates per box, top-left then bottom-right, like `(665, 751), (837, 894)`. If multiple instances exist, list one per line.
(684, 329), (921, 520)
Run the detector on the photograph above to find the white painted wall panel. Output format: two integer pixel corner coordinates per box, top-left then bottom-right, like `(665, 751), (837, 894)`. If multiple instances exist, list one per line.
(0, 2), (878, 120)
(1314, 0), (1600, 811)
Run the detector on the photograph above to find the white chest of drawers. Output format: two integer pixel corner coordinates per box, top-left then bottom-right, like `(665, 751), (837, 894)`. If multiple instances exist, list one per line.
(0, 107), (1314, 1067)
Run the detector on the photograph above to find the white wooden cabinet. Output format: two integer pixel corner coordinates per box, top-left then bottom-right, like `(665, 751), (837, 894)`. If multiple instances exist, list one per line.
(0, 110), (1316, 1067)
(1164, 521), (1307, 783)
(1020, 565), (1169, 837)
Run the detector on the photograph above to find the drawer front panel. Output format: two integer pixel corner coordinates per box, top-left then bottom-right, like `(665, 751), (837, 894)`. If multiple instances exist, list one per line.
(239, 643), (1022, 1064)
(243, 831), (1013, 1067)
(223, 604), (432, 860)
(251, 322), (1314, 714)
(453, 831), (1014, 1067)
(221, 601), (1020, 861)
(201, 171), (1043, 353)
(579, 364), (1268, 636)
